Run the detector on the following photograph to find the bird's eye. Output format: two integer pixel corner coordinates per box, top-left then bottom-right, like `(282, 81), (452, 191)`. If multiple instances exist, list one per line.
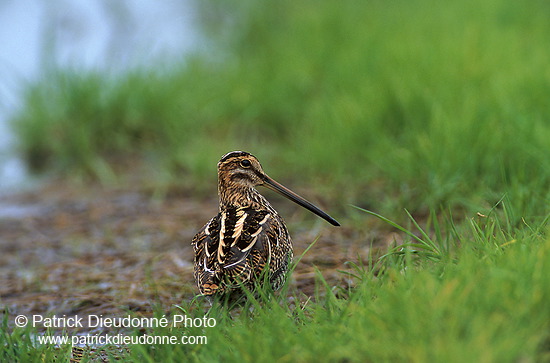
(240, 159), (251, 168)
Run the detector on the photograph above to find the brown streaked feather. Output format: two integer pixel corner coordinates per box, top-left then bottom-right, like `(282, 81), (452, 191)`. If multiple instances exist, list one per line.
(192, 206), (291, 296)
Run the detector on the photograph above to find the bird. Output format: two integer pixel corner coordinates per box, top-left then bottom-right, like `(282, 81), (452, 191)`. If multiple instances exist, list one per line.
(191, 151), (339, 302)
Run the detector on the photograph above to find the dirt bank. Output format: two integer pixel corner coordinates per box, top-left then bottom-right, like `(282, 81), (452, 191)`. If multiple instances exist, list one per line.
(0, 181), (381, 332)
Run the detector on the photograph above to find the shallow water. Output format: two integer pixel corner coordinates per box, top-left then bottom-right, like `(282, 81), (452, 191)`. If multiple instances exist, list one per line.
(0, 0), (200, 193)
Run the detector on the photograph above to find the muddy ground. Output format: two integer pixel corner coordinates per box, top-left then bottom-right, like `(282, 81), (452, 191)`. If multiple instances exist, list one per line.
(0, 181), (392, 333)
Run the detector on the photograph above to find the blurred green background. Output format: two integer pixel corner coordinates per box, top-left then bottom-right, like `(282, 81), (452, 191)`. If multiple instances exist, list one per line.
(11, 0), (550, 219)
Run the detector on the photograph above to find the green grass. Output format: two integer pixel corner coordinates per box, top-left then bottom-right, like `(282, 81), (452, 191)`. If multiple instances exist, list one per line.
(0, 315), (72, 362)
(106, 211), (550, 362)
(11, 0), (550, 219)
(3, 209), (548, 362)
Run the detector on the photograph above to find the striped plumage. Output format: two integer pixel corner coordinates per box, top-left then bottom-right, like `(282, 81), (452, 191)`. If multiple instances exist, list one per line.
(192, 151), (339, 300)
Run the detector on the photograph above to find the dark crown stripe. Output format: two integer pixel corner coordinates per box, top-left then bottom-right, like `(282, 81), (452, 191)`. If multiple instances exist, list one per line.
(219, 151), (252, 163)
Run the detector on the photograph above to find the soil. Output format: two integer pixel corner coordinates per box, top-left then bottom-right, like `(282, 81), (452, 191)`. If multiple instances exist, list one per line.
(0, 181), (391, 334)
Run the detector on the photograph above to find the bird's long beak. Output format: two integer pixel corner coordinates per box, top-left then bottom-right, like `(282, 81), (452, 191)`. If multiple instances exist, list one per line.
(262, 175), (340, 226)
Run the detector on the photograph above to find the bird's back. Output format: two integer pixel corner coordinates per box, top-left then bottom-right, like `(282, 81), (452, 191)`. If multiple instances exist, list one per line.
(192, 205), (292, 298)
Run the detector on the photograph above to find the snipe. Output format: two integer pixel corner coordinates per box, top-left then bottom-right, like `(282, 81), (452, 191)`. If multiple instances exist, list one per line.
(192, 151), (339, 301)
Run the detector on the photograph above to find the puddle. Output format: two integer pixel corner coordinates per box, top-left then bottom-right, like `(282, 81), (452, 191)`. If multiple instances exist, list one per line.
(0, 202), (44, 219)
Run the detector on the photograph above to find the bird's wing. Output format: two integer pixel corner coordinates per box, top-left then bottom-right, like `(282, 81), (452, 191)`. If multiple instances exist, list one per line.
(215, 207), (270, 271)
(191, 214), (222, 294)
(195, 208), (276, 284)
